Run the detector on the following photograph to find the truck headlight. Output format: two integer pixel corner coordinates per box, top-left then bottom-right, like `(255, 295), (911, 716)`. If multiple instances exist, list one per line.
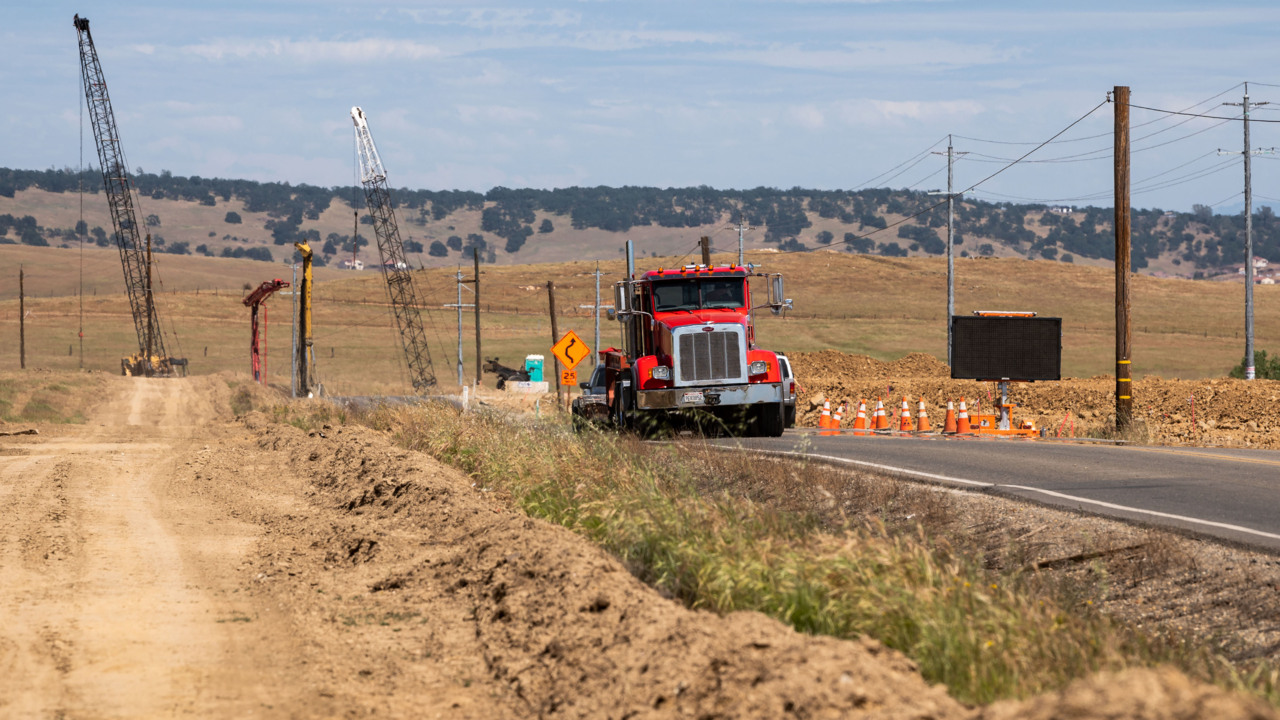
(651, 366), (671, 380)
(748, 360), (768, 375)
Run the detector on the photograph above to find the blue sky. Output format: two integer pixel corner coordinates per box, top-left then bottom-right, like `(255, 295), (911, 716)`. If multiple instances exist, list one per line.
(7, 1), (1280, 211)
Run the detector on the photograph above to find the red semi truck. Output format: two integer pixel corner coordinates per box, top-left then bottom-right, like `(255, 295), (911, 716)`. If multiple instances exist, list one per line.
(595, 252), (792, 437)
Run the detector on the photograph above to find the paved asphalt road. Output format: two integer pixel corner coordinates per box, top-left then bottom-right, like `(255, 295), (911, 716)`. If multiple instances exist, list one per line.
(720, 430), (1280, 552)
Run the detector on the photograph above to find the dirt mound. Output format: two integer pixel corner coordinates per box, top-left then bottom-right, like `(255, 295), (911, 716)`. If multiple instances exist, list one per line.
(787, 349), (1280, 448)
(240, 413), (967, 718)
(790, 349), (891, 381)
(982, 666), (1276, 720)
(886, 352), (953, 377)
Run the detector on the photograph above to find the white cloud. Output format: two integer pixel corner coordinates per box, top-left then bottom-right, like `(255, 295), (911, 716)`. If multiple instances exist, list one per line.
(566, 29), (729, 51)
(182, 38), (446, 63)
(182, 115), (245, 133)
(789, 104), (825, 130)
(718, 40), (1021, 73)
(399, 8), (582, 31)
(838, 98), (985, 125)
(456, 105), (541, 125)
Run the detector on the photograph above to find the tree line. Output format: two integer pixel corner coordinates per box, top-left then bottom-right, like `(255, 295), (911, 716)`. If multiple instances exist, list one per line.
(4, 166), (1279, 273)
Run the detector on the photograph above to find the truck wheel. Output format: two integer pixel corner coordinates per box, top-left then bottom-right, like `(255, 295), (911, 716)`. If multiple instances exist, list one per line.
(612, 380), (633, 431)
(755, 402), (785, 438)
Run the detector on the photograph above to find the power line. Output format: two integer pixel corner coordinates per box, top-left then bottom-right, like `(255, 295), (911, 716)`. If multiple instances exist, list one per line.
(953, 83), (1245, 146)
(903, 164), (947, 191)
(1124, 101), (1280, 123)
(973, 157), (1239, 206)
(1208, 191), (1242, 208)
(958, 114), (1237, 165)
(768, 98), (1111, 257)
(849, 135), (948, 189)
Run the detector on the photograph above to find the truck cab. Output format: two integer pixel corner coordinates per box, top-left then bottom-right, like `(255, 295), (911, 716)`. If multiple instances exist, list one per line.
(603, 262), (791, 436)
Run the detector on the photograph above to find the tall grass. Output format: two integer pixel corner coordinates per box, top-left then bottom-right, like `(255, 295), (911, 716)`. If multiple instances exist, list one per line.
(351, 402), (1276, 706)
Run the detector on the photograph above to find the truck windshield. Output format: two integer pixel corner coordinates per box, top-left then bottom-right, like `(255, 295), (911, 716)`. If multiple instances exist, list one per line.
(652, 278), (745, 312)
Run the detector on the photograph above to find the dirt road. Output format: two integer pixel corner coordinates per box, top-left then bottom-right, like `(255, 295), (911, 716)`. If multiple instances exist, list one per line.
(2, 375), (1274, 719)
(0, 378), (308, 716)
(0, 377), (961, 718)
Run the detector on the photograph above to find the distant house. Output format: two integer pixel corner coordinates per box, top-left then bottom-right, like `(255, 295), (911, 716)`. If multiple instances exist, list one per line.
(341, 259), (365, 271)
(1049, 206), (1075, 214)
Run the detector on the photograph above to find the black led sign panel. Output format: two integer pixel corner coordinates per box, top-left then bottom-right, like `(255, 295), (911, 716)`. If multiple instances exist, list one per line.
(950, 316), (1062, 381)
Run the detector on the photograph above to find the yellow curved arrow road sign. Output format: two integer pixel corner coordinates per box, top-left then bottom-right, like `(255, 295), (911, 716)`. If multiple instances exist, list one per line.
(551, 330), (591, 370)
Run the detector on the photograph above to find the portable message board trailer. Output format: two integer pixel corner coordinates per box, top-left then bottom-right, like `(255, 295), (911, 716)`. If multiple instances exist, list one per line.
(950, 311), (1062, 435)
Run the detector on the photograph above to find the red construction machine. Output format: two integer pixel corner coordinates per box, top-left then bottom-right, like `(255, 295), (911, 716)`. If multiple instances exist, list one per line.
(243, 279), (289, 385)
(598, 243), (792, 436)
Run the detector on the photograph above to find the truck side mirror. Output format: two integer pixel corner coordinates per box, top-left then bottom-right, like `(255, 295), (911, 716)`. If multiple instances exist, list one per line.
(769, 274), (788, 315)
(613, 281), (632, 319)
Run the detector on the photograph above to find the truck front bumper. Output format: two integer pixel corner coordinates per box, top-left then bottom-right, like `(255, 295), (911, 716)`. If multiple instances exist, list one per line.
(635, 382), (783, 410)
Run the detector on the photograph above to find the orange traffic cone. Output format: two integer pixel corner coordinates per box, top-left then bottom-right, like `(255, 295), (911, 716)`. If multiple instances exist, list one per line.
(943, 400), (957, 434)
(956, 397), (971, 433)
(853, 400), (868, 435)
(873, 398), (889, 430)
(818, 401), (831, 429)
(828, 404), (843, 435)
(916, 400), (931, 433)
(899, 397), (913, 432)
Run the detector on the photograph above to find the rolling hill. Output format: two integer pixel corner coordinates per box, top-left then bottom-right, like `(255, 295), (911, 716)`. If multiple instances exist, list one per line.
(3, 167), (1278, 281)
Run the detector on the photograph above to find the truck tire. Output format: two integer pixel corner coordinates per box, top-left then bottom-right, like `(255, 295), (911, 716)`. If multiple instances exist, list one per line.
(612, 379), (634, 431)
(755, 402), (785, 438)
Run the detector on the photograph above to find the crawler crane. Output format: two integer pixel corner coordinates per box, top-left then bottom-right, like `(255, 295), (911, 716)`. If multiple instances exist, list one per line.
(350, 107), (437, 391)
(74, 15), (186, 376)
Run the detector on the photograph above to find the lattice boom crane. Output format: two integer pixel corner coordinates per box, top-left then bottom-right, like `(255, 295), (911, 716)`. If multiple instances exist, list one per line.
(351, 106), (437, 391)
(74, 14), (183, 377)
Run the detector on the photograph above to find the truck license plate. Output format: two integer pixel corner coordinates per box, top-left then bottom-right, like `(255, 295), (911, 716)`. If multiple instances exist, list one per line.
(681, 391), (705, 405)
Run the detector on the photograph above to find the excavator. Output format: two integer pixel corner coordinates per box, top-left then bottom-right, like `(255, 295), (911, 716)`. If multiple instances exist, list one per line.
(74, 15), (186, 377)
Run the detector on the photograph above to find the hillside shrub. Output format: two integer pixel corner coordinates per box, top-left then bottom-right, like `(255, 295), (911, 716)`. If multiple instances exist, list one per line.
(1230, 350), (1280, 379)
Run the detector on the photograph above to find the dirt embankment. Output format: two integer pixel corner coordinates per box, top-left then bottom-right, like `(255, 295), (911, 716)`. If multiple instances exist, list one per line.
(1, 372), (1276, 718)
(789, 350), (1280, 448)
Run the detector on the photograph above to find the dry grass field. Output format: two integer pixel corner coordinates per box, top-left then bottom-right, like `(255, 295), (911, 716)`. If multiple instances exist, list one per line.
(1, 244), (1276, 395)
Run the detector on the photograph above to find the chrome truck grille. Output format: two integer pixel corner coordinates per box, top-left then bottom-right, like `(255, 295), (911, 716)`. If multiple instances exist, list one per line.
(675, 326), (745, 384)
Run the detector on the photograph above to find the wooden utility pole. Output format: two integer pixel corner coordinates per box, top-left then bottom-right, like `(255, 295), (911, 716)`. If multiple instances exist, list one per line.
(700, 236), (711, 266)
(19, 266), (25, 370)
(1114, 86), (1133, 429)
(547, 280), (561, 406)
(474, 248), (482, 386)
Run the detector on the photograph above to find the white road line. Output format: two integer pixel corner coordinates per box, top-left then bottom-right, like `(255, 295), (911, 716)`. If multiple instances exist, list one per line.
(747, 448), (1280, 544)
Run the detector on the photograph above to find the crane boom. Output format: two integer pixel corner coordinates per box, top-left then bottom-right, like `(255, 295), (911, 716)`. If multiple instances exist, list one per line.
(74, 14), (178, 376)
(351, 106), (437, 392)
